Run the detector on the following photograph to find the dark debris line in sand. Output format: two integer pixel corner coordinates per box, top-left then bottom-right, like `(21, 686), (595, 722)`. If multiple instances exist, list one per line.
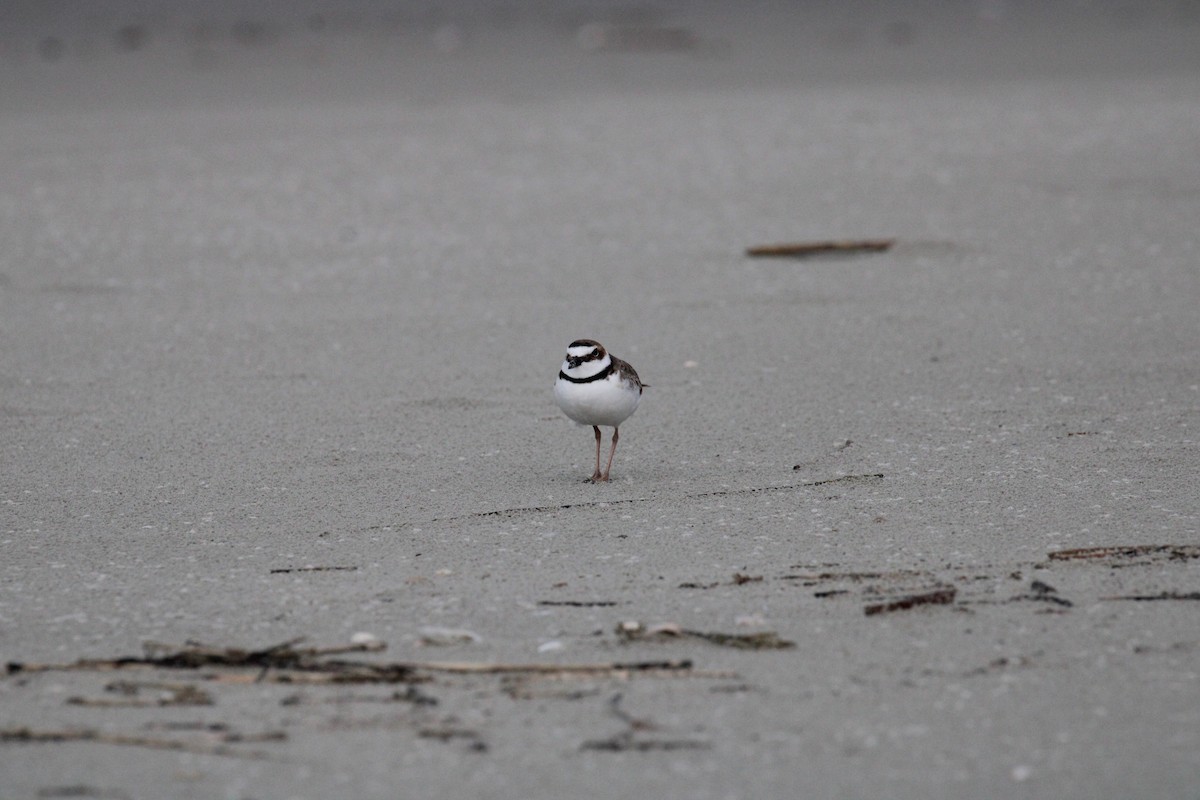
(0, 726), (285, 761)
(421, 473), (887, 525)
(1101, 592), (1200, 602)
(579, 693), (712, 753)
(1046, 545), (1200, 563)
(615, 621), (795, 650)
(269, 565), (358, 574)
(5, 638), (729, 684)
(863, 586), (958, 616)
(677, 546), (1200, 616)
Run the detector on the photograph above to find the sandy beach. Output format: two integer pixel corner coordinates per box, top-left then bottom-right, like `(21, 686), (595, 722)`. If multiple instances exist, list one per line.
(2, 3), (1199, 798)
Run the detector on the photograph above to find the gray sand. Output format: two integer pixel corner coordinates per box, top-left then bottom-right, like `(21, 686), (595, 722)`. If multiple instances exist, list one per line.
(2, 4), (1199, 798)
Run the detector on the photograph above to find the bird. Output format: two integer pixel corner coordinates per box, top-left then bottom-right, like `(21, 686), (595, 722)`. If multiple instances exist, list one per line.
(554, 339), (644, 482)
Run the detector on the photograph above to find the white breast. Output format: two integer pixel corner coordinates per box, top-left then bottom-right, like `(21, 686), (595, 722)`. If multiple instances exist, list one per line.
(555, 372), (640, 427)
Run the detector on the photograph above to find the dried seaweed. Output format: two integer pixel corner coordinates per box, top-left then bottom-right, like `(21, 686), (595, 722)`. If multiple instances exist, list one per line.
(66, 681), (212, 708)
(679, 572), (763, 590)
(579, 693), (710, 752)
(1101, 592), (1200, 601)
(6, 639), (721, 684)
(579, 732), (711, 752)
(1047, 545), (1200, 563)
(615, 621), (794, 650)
(863, 586), (957, 616)
(0, 726), (283, 760)
(1009, 580), (1074, 608)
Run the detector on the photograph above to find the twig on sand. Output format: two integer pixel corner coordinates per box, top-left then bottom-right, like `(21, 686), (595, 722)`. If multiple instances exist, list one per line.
(66, 680), (213, 707)
(7, 637), (385, 677)
(5, 639), (727, 684)
(1101, 591), (1200, 601)
(1047, 545), (1200, 563)
(0, 726), (284, 760)
(864, 586), (957, 616)
(579, 693), (711, 752)
(746, 239), (896, 258)
(615, 621), (794, 650)
(269, 565), (358, 574)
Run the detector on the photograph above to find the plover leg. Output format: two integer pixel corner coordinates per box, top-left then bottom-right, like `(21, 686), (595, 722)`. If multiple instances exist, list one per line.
(591, 425), (604, 481)
(600, 427), (620, 481)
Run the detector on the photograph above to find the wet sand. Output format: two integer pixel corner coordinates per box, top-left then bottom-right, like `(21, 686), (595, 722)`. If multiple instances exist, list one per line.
(2, 4), (1199, 798)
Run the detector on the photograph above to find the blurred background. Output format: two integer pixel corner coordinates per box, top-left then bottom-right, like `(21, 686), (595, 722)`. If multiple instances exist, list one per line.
(3, 1), (1199, 112)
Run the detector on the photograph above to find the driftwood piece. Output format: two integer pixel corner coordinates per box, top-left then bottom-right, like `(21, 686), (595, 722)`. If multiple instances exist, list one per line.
(615, 622), (794, 650)
(1047, 545), (1200, 562)
(864, 586), (957, 616)
(0, 726), (284, 760)
(746, 239), (895, 259)
(66, 680), (213, 708)
(1101, 592), (1200, 601)
(5, 639), (725, 684)
(5, 638), (405, 683)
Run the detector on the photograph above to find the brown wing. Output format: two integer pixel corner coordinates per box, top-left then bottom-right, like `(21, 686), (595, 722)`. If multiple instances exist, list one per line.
(612, 356), (644, 393)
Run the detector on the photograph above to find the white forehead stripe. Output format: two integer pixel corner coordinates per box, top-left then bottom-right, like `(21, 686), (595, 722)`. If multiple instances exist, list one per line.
(568, 344), (600, 357)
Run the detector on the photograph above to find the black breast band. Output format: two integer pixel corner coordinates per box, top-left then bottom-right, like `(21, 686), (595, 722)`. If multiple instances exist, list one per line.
(558, 363), (613, 383)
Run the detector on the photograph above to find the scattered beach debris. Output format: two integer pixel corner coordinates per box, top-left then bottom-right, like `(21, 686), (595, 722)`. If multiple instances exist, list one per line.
(1132, 641), (1199, 655)
(709, 683), (760, 694)
(607, 691), (659, 732)
(579, 693), (710, 753)
(66, 680), (212, 708)
(350, 631), (383, 647)
(1101, 592), (1200, 602)
(269, 565), (358, 574)
(863, 586), (957, 616)
(746, 239), (896, 259)
(577, 23), (698, 53)
(960, 654), (1037, 678)
(280, 685), (438, 707)
(538, 600), (619, 607)
(500, 679), (604, 701)
(615, 621), (794, 650)
(1011, 580), (1074, 608)
(2, 638), (736, 758)
(1046, 545), (1200, 564)
(579, 733), (711, 752)
(35, 785), (130, 800)
(793, 472), (886, 487)
(5, 639), (725, 684)
(0, 726), (284, 760)
(679, 572), (764, 590)
(781, 567), (928, 585)
(5, 638), (418, 685)
(417, 627), (483, 647)
(418, 726), (488, 752)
